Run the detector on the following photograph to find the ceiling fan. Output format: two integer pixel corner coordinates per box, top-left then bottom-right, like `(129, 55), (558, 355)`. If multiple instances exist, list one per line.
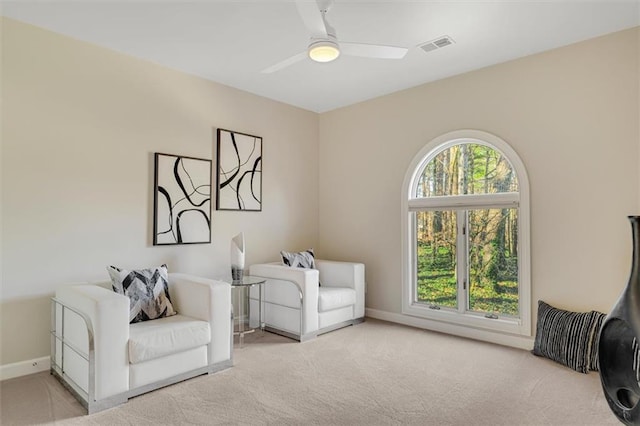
(261, 0), (408, 73)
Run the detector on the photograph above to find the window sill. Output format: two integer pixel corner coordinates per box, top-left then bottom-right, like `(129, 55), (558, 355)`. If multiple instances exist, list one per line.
(368, 307), (534, 350)
(403, 302), (531, 337)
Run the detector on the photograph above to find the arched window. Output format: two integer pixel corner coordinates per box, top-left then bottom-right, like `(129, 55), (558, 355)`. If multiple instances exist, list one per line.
(402, 130), (531, 337)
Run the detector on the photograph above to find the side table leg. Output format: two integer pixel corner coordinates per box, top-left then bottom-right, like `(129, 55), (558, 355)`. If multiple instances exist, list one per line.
(259, 283), (263, 330)
(238, 287), (244, 347)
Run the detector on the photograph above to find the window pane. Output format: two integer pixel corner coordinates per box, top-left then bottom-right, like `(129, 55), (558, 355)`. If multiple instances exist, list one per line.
(416, 210), (457, 309)
(416, 144), (518, 198)
(467, 208), (519, 317)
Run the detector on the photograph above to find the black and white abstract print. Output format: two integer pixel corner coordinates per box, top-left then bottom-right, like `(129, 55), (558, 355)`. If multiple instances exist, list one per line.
(153, 153), (212, 245)
(216, 129), (262, 211)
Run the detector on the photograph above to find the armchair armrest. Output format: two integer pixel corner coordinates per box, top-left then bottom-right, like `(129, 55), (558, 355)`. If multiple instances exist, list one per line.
(55, 284), (129, 401)
(249, 263), (320, 334)
(168, 273), (231, 364)
(315, 260), (365, 319)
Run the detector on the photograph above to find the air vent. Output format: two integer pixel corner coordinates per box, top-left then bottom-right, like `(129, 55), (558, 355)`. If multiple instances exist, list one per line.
(419, 36), (455, 54)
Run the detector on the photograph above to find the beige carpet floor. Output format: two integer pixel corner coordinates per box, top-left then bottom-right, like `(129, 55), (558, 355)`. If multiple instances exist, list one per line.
(0, 319), (617, 425)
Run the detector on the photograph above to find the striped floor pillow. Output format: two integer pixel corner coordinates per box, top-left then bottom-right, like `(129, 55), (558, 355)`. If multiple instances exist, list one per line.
(532, 300), (601, 374)
(588, 311), (607, 371)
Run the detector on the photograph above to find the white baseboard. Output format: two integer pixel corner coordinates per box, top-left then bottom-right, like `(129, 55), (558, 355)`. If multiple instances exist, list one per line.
(365, 308), (535, 350)
(0, 356), (50, 381)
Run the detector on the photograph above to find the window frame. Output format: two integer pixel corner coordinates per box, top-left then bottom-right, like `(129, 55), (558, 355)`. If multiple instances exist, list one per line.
(401, 130), (531, 337)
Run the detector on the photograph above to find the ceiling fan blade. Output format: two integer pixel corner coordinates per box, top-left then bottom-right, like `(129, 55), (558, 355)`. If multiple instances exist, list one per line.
(295, 0), (328, 38)
(261, 51), (308, 74)
(340, 42), (408, 59)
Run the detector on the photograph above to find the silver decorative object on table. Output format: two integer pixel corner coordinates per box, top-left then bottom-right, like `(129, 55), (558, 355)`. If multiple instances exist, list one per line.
(230, 232), (245, 281)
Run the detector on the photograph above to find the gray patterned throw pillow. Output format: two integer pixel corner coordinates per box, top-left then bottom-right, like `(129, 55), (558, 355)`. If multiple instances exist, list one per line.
(107, 264), (177, 324)
(280, 249), (316, 269)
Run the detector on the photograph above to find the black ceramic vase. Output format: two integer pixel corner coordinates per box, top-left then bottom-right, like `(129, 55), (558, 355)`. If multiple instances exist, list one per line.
(599, 216), (640, 424)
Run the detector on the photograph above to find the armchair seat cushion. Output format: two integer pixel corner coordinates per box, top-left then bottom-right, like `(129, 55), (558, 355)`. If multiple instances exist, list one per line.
(128, 314), (211, 364)
(318, 287), (356, 313)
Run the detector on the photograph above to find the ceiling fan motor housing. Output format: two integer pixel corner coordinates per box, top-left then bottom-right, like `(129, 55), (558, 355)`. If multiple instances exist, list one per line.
(308, 35), (340, 62)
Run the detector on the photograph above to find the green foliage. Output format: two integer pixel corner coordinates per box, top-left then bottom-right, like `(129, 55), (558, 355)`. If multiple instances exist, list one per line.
(416, 143), (518, 198)
(417, 244), (519, 316)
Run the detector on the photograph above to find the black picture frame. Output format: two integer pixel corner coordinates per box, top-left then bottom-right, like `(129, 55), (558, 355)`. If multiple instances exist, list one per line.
(153, 152), (212, 245)
(216, 129), (263, 211)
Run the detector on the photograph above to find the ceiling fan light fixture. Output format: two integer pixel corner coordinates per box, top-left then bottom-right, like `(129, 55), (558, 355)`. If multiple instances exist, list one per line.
(308, 39), (340, 63)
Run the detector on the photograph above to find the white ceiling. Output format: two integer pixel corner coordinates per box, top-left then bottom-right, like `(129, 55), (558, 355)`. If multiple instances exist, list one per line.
(2, 1), (639, 113)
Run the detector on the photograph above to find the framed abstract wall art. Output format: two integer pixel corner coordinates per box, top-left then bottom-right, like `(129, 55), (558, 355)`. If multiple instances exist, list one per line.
(216, 129), (262, 211)
(153, 153), (212, 245)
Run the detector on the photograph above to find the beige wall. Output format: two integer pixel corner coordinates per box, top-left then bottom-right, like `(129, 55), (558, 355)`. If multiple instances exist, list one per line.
(0, 18), (319, 364)
(1, 16), (639, 367)
(318, 28), (640, 332)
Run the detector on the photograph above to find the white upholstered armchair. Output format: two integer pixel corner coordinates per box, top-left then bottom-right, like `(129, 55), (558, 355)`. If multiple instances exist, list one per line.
(51, 273), (232, 414)
(248, 260), (365, 341)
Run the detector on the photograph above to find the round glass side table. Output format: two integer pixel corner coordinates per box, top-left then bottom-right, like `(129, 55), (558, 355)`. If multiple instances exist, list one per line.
(223, 275), (266, 347)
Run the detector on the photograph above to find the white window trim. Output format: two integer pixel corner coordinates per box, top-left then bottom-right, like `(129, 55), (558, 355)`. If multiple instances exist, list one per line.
(401, 129), (531, 337)
(408, 193), (519, 211)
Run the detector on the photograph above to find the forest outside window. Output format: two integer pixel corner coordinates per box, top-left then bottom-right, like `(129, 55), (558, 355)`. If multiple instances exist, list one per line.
(402, 131), (531, 337)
